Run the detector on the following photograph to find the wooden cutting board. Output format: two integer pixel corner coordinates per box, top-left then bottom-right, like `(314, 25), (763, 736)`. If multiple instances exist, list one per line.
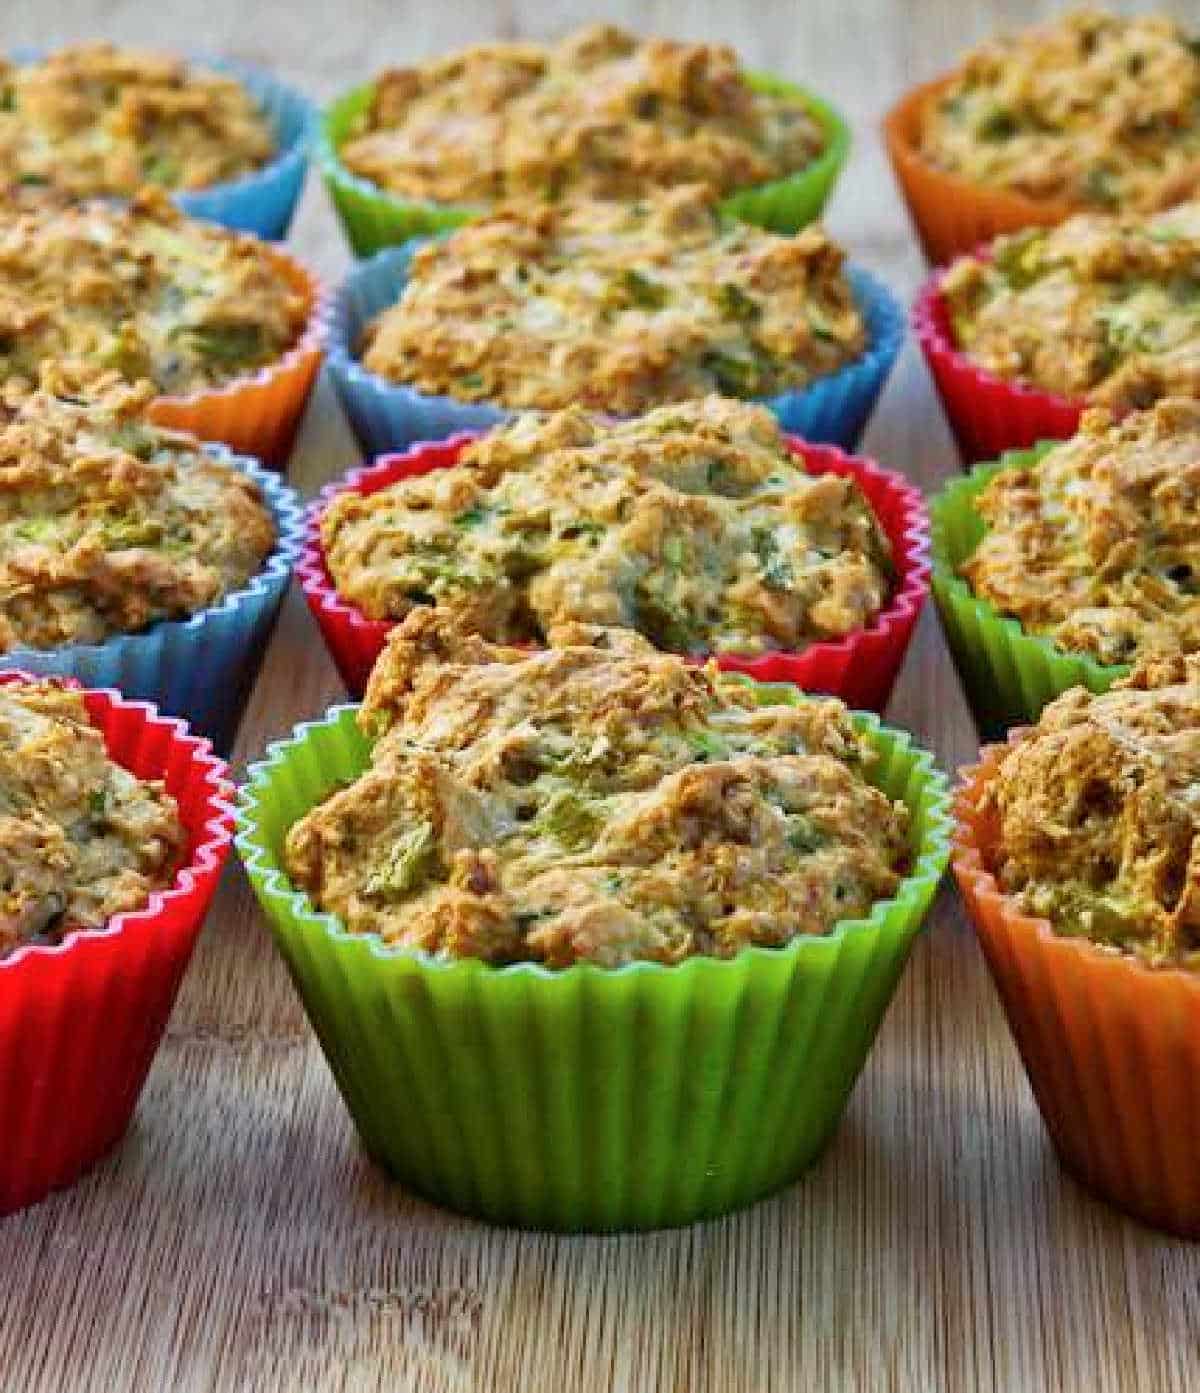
(3, 1), (1198, 1389)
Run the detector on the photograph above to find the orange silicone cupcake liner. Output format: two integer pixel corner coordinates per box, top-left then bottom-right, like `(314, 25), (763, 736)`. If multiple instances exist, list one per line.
(953, 741), (1200, 1236)
(883, 76), (1076, 268)
(147, 244), (330, 468)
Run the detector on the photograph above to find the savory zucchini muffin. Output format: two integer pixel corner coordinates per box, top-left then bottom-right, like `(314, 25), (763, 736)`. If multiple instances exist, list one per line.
(0, 679), (184, 958)
(0, 43), (274, 198)
(0, 370), (276, 652)
(283, 612), (909, 967)
(360, 186), (865, 414)
(961, 399), (1200, 668)
(322, 397), (892, 656)
(984, 656), (1200, 969)
(339, 23), (824, 205)
(941, 201), (1200, 410)
(919, 9), (1200, 212)
(0, 189), (309, 396)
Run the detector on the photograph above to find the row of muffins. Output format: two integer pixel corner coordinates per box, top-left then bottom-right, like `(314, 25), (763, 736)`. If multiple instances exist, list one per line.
(1, 14), (1200, 1240)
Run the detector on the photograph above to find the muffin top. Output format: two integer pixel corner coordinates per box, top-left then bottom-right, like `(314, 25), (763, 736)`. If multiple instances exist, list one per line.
(339, 23), (825, 205)
(918, 9), (1200, 212)
(0, 370), (276, 652)
(283, 612), (909, 968)
(0, 189), (309, 397)
(987, 657), (1200, 969)
(962, 399), (1200, 669)
(0, 680), (184, 960)
(941, 201), (1200, 411)
(322, 397), (893, 657)
(360, 186), (865, 414)
(0, 43), (274, 198)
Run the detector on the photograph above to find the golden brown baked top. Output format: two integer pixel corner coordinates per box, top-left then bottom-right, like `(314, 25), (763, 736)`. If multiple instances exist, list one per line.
(0, 189), (308, 397)
(987, 657), (1200, 969)
(360, 187), (865, 414)
(283, 612), (908, 968)
(0, 371), (276, 652)
(340, 24), (824, 205)
(322, 397), (892, 657)
(919, 9), (1200, 211)
(0, 681), (183, 959)
(0, 43), (274, 198)
(962, 399), (1200, 668)
(942, 201), (1200, 410)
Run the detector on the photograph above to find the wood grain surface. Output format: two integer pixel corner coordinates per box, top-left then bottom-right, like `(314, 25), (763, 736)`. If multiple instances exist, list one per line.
(3, 2), (1199, 1390)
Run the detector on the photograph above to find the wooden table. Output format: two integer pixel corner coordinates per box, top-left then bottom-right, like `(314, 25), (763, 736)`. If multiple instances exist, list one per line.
(4, 2), (1200, 1389)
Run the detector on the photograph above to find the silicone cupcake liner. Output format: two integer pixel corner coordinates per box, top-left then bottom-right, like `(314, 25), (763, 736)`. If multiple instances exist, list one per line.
(0, 674), (234, 1215)
(7, 449), (305, 754)
(913, 270), (1083, 466)
(11, 51), (315, 242)
(883, 76), (1075, 267)
(298, 432), (930, 706)
(930, 448), (1123, 738)
(235, 682), (950, 1231)
(954, 744), (1200, 1237)
(319, 74), (850, 257)
(147, 244), (329, 468)
(326, 244), (905, 456)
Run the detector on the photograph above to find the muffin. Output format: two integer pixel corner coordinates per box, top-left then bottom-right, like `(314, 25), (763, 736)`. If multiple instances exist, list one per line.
(954, 660), (1200, 1234)
(357, 186), (864, 416)
(284, 611), (910, 968)
(238, 610), (948, 1227)
(940, 201), (1200, 414)
(0, 363), (304, 749)
(0, 673), (233, 1214)
(320, 396), (892, 659)
(919, 10), (1200, 215)
(0, 188), (309, 397)
(339, 24), (825, 207)
(960, 398), (1200, 670)
(929, 399), (1200, 733)
(0, 679), (184, 958)
(884, 9), (1200, 265)
(982, 663), (1200, 967)
(0, 370), (277, 652)
(0, 43), (274, 198)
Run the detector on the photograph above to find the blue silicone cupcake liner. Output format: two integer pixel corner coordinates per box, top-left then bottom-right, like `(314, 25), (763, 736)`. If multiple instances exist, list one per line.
(175, 60), (315, 240)
(10, 50), (314, 241)
(6, 449), (304, 753)
(326, 240), (905, 455)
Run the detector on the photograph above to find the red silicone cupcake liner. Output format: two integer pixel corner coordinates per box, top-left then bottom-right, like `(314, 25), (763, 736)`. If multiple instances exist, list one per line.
(297, 433), (931, 710)
(953, 740), (1200, 1236)
(913, 268), (1084, 467)
(0, 672), (235, 1215)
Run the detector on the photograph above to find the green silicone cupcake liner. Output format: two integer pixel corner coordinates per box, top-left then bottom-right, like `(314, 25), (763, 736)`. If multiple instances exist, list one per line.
(319, 74), (851, 257)
(930, 444), (1126, 739)
(235, 681), (949, 1232)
